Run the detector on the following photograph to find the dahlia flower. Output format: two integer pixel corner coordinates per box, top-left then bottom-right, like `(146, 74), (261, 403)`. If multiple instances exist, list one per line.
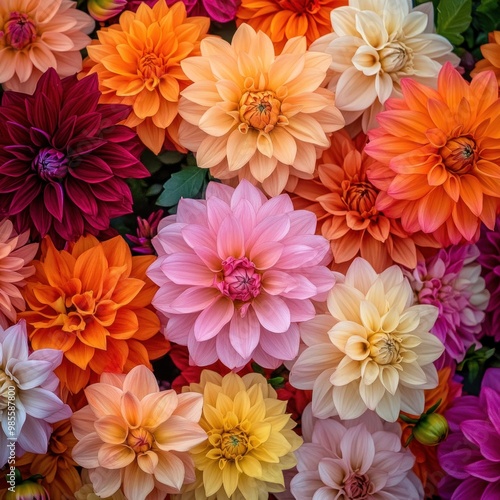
(289, 130), (439, 272)
(471, 31), (500, 88)
(175, 370), (302, 500)
(405, 245), (489, 368)
(0, 68), (149, 245)
(0, 320), (71, 467)
(438, 368), (500, 499)
(147, 180), (334, 370)
(177, 23), (345, 196)
(83, 0), (210, 154)
(15, 419), (82, 500)
(71, 365), (207, 499)
(126, 210), (164, 255)
(167, 0), (240, 22)
(477, 215), (500, 341)
(289, 257), (444, 422)
(19, 234), (169, 394)
(311, 0), (459, 131)
(236, 0), (346, 53)
(366, 63), (500, 246)
(76, 469), (126, 500)
(87, 0), (128, 21)
(0, 0), (94, 93)
(0, 219), (38, 328)
(399, 367), (462, 497)
(291, 404), (423, 499)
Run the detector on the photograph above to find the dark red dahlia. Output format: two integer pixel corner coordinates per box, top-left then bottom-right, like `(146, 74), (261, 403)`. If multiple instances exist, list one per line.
(0, 68), (149, 246)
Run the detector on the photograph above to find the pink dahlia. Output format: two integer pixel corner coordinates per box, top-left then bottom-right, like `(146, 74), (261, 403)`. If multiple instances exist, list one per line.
(0, 68), (149, 246)
(438, 368), (500, 499)
(291, 404), (423, 499)
(477, 215), (500, 341)
(405, 245), (489, 368)
(167, 0), (240, 22)
(147, 180), (334, 369)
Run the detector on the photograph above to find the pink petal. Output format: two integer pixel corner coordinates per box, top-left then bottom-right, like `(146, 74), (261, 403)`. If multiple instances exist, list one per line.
(215, 326), (248, 369)
(16, 415), (51, 454)
(193, 296), (234, 341)
(228, 308), (260, 360)
(252, 295), (291, 333)
(161, 253), (215, 286)
(259, 323), (300, 361)
(169, 287), (220, 313)
(187, 334), (219, 366)
(72, 433), (102, 468)
(231, 179), (266, 212)
(123, 365), (159, 400)
(216, 215), (245, 259)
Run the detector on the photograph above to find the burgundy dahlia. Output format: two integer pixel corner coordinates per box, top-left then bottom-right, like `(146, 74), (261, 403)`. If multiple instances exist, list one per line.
(0, 68), (149, 246)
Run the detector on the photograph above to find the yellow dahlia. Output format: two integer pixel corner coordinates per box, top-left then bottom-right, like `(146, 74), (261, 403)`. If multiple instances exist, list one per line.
(0, 0), (94, 93)
(177, 23), (345, 196)
(83, 0), (210, 153)
(174, 370), (302, 500)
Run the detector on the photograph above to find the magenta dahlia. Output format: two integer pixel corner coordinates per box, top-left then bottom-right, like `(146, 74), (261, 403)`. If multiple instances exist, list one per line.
(0, 68), (149, 246)
(477, 215), (500, 341)
(438, 368), (500, 499)
(147, 180), (334, 370)
(405, 245), (489, 368)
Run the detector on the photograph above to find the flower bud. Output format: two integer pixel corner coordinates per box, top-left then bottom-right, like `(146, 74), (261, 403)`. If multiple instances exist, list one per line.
(5, 480), (49, 500)
(412, 412), (449, 446)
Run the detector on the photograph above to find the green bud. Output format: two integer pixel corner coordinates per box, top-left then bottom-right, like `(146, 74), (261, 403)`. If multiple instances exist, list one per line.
(412, 413), (449, 446)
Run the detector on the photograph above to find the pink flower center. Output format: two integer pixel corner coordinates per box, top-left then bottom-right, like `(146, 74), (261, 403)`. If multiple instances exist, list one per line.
(344, 472), (371, 499)
(32, 148), (69, 181)
(440, 135), (477, 175)
(216, 257), (261, 302)
(3, 12), (37, 50)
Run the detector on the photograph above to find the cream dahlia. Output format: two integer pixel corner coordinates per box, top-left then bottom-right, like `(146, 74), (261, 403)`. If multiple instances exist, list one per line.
(311, 0), (459, 131)
(177, 23), (345, 196)
(289, 257), (444, 422)
(0, 0), (94, 93)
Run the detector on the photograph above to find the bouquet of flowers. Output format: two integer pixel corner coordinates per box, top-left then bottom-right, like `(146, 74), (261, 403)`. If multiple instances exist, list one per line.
(0, 0), (499, 498)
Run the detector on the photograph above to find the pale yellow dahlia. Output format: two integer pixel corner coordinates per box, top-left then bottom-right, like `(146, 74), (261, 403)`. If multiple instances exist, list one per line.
(174, 370), (302, 500)
(177, 23), (345, 196)
(289, 257), (445, 422)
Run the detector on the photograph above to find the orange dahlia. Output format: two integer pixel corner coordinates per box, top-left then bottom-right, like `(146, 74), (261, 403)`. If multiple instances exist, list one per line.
(471, 31), (500, 90)
(236, 0), (346, 53)
(289, 130), (439, 272)
(82, 0), (210, 154)
(19, 234), (169, 394)
(365, 63), (500, 246)
(399, 367), (462, 497)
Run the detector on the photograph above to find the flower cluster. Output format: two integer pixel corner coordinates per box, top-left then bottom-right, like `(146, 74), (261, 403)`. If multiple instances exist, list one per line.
(0, 0), (498, 499)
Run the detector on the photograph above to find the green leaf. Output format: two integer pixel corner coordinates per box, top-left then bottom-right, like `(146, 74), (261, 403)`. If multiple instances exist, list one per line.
(156, 166), (207, 207)
(146, 184), (163, 197)
(157, 151), (185, 165)
(437, 0), (473, 45)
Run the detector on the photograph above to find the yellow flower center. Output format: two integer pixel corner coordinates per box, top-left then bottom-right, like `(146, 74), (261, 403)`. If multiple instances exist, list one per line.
(221, 428), (249, 460)
(239, 90), (283, 133)
(380, 42), (411, 73)
(344, 181), (378, 216)
(0, 370), (15, 411)
(139, 52), (164, 87)
(440, 136), (477, 175)
(127, 427), (154, 453)
(3, 11), (37, 50)
(368, 332), (402, 365)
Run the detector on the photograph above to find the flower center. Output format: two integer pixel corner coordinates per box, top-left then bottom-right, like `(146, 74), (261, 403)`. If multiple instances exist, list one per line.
(379, 42), (412, 73)
(344, 181), (378, 216)
(139, 52), (164, 87)
(0, 370), (15, 411)
(278, 0), (321, 14)
(32, 147), (69, 181)
(368, 332), (402, 365)
(344, 472), (371, 499)
(2, 12), (37, 50)
(127, 427), (154, 453)
(440, 136), (477, 175)
(221, 427), (249, 460)
(216, 257), (261, 302)
(239, 90), (283, 133)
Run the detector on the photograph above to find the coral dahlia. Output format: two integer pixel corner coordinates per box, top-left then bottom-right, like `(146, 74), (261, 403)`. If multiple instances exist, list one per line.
(290, 257), (444, 422)
(175, 370), (302, 500)
(0, 218), (38, 328)
(311, 0), (459, 131)
(471, 31), (500, 89)
(0, 0), (94, 93)
(177, 23), (345, 196)
(19, 234), (169, 394)
(83, 0), (210, 154)
(366, 63), (500, 246)
(236, 0), (346, 53)
(0, 68), (149, 246)
(147, 180), (334, 370)
(71, 365), (207, 500)
(289, 130), (439, 272)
